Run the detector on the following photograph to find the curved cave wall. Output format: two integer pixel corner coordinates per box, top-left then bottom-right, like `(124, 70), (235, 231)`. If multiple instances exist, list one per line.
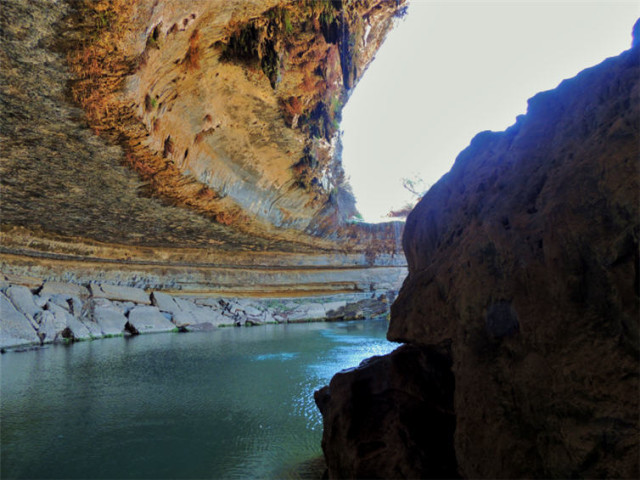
(1, 0), (405, 245)
(316, 31), (639, 479)
(0, 0), (408, 292)
(61, 0), (404, 234)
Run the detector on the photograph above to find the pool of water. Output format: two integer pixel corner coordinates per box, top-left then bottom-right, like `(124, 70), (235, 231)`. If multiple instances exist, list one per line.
(1, 318), (397, 479)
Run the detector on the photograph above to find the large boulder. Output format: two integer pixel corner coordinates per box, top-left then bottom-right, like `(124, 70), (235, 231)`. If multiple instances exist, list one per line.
(315, 345), (457, 479)
(150, 291), (181, 314)
(34, 310), (65, 344)
(47, 302), (92, 341)
(0, 292), (40, 348)
(126, 306), (176, 334)
(317, 40), (639, 478)
(39, 281), (90, 298)
(4, 285), (40, 325)
(389, 43), (639, 479)
(162, 295), (229, 328)
(91, 303), (128, 336)
(89, 283), (151, 305)
(80, 318), (104, 338)
(47, 294), (84, 318)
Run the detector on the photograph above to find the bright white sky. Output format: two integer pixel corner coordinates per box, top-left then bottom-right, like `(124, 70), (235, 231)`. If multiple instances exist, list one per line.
(341, 0), (640, 222)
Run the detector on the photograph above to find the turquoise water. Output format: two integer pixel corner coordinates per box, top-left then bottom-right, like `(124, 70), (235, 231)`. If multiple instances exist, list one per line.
(0, 318), (396, 479)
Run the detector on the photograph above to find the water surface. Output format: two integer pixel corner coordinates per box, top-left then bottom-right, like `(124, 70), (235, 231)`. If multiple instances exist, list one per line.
(1, 318), (396, 479)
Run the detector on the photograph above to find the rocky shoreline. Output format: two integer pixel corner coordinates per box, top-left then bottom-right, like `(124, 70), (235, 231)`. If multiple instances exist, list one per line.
(0, 274), (395, 352)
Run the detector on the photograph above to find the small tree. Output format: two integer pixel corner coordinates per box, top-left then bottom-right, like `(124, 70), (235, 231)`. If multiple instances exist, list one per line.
(386, 173), (429, 219)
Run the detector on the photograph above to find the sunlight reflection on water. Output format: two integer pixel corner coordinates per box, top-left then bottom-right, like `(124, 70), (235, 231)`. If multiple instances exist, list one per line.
(1, 318), (396, 479)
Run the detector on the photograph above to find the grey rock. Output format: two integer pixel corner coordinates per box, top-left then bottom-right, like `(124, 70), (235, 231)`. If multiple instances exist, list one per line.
(151, 291), (179, 313)
(287, 303), (326, 322)
(66, 317), (93, 341)
(262, 311), (278, 324)
(80, 318), (103, 338)
(126, 306), (176, 334)
(171, 310), (197, 327)
(184, 322), (217, 332)
(34, 310), (61, 343)
(5, 285), (40, 322)
(244, 317), (264, 326)
(33, 294), (49, 308)
(47, 294), (84, 317)
(1, 274), (42, 289)
(48, 294), (72, 311)
(242, 305), (263, 317)
(89, 283), (150, 304)
(0, 292), (40, 348)
(193, 297), (223, 309)
(90, 297), (116, 310)
(92, 306), (127, 336)
(323, 301), (347, 313)
(324, 301), (348, 320)
(191, 306), (227, 325)
(47, 302), (91, 341)
(169, 297), (227, 327)
(226, 301), (247, 315)
(174, 297), (198, 312)
(113, 301), (136, 314)
(68, 296), (84, 317)
(40, 281), (89, 297)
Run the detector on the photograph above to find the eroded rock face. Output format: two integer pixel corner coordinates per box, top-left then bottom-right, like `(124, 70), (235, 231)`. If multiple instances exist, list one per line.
(58, 0), (405, 235)
(0, 0), (407, 295)
(318, 38), (639, 479)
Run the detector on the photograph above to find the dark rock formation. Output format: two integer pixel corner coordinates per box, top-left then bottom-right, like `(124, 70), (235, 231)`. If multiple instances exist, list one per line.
(315, 344), (458, 479)
(317, 33), (639, 479)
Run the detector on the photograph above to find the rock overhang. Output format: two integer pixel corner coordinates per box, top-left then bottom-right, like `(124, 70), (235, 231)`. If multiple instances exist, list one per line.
(0, 0), (409, 291)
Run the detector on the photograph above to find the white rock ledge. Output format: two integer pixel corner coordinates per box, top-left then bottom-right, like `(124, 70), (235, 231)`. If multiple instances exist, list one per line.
(0, 280), (396, 351)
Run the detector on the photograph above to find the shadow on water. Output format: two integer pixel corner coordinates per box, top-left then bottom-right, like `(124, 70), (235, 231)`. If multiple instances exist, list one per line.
(278, 455), (327, 480)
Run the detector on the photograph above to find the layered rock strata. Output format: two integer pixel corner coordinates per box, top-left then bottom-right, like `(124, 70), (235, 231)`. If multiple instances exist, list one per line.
(0, 0), (407, 296)
(316, 35), (639, 478)
(0, 277), (396, 351)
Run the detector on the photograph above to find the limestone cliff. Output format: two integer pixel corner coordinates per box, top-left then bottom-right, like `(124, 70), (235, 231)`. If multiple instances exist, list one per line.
(317, 31), (639, 478)
(0, 0), (407, 294)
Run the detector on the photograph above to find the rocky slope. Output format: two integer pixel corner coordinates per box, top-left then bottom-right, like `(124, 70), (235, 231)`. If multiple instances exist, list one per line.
(0, 0), (407, 294)
(316, 30), (639, 478)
